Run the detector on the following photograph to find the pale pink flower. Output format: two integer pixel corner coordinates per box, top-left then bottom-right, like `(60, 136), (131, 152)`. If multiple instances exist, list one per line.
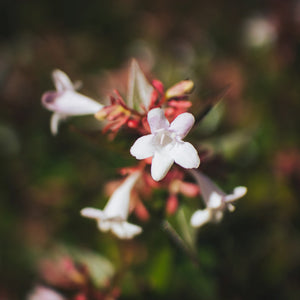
(42, 69), (103, 135)
(190, 171), (247, 228)
(130, 108), (200, 181)
(27, 286), (65, 300)
(243, 15), (277, 48)
(81, 171), (142, 239)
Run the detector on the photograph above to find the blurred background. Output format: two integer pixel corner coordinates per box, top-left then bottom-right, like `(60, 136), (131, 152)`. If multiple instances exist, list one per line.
(1, 0), (300, 299)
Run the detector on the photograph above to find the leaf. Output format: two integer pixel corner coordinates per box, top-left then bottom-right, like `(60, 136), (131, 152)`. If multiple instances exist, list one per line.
(127, 59), (154, 111)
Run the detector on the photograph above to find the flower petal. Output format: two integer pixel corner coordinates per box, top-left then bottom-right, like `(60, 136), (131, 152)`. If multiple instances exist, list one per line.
(170, 142), (200, 169)
(127, 59), (154, 111)
(169, 112), (195, 138)
(151, 151), (174, 181)
(190, 209), (212, 227)
(147, 108), (169, 133)
(98, 220), (111, 232)
(190, 170), (226, 206)
(214, 210), (224, 222)
(111, 222), (142, 239)
(225, 186), (247, 203)
(52, 69), (74, 92)
(50, 112), (67, 135)
(80, 207), (105, 219)
(130, 134), (155, 159)
(104, 171), (140, 220)
(53, 91), (103, 115)
(28, 285), (66, 300)
(208, 192), (223, 208)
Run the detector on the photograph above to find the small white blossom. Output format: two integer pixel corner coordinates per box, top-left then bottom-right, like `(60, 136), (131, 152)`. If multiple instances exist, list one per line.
(130, 108), (200, 181)
(190, 171), (247, 228)
(27, 286), (65, 300)
(81, 171), (142, 239)
(41, 69), (103, 135)
(243, 15), (277, 48)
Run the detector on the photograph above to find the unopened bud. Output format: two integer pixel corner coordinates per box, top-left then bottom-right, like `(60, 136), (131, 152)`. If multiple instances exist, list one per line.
(166, 194), (179, 216)
(127, 119), (139, 128)
(152, 79), (164, 94)
(94, 107), (108, 120)
(165, 80), (194, 99)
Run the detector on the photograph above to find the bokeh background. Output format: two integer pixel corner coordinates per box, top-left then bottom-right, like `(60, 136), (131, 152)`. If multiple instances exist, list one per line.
(1, 0), (300, 299)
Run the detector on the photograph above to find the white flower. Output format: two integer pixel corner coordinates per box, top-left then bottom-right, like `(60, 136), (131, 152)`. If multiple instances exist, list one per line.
(130, 108), (200, 181)
(27, 286), (65, 300)
(190, 171), (247, 228)
(41, 69), (103, 135)
(81, 171), (142, 239)
(243, 15), (277, 48)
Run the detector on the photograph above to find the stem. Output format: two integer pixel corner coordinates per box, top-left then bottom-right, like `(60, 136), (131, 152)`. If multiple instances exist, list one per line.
(161, 220), (200, 267)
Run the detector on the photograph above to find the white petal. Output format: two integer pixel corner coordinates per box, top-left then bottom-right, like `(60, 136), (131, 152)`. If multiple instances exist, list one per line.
(52, 69), (74, 92)
(28, 286), (66, 300)
(50, 112), (67, 135)
(130, 134), (155, 159)
(169, 112), (195, 138)
(147, 108), (169, 133)
(214, 210), (224, 222)
(111, 222), (142, 239)
(98, 220), (111, 232)
(227, 203), (236, 212)
(127, 59), (154, 111)
(170, 142), (200, 169)
(191, 171), (226, 206)
(151, 151), (174, 181)
(80, 207), (105, 219)
(53, 91), (103, 115)
(190, 209), (212, 227)
(225, 186), (247, 203)
(208, 192), (223, 208)
(104, 172), (140, 219)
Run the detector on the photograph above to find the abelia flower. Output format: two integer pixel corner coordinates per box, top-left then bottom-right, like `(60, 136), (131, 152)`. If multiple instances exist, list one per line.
(42, 69), (103, 135)
(130, 108), (200, 181)
(190, 171), (247, 228)
(81, 171), (142, 239)
(27, 285), (66, 300)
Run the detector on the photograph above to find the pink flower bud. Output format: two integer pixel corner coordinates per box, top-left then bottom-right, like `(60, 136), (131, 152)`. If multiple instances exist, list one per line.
(165, 80), (194, 99)
(166, 194), (179, 216)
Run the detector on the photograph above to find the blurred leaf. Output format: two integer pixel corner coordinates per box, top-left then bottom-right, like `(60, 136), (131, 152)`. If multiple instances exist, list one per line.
(176, 205), (197, 250)
(147, 246), (173, 292)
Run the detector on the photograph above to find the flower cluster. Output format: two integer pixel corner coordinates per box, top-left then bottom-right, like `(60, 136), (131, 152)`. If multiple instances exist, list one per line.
(41, 59), (247, 240)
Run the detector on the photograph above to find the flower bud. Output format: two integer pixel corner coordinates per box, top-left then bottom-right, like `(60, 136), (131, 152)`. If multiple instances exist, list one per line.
(165, 80), (194, 99)
(166, 194), (179, 216)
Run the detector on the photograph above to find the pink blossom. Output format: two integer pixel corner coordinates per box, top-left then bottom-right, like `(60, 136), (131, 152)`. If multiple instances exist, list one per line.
(42, 70), (103, 135)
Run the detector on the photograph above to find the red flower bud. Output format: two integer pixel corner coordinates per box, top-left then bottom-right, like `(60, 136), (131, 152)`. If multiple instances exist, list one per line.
(166, 194), (179, 216)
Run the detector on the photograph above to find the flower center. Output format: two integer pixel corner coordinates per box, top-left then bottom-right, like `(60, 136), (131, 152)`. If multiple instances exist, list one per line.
(153, 130), (176, 149)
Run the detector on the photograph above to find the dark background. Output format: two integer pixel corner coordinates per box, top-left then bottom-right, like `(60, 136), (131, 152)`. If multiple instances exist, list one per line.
(1, 0), (300, 299)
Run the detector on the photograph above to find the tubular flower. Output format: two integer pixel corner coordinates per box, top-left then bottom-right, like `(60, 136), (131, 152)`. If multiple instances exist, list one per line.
(190, 171), (247, 228)
(80, 171), (142, 239)
(28, 286), (66, 300)
(41, 69), (103, 135)
(130, 108), (200, 181)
